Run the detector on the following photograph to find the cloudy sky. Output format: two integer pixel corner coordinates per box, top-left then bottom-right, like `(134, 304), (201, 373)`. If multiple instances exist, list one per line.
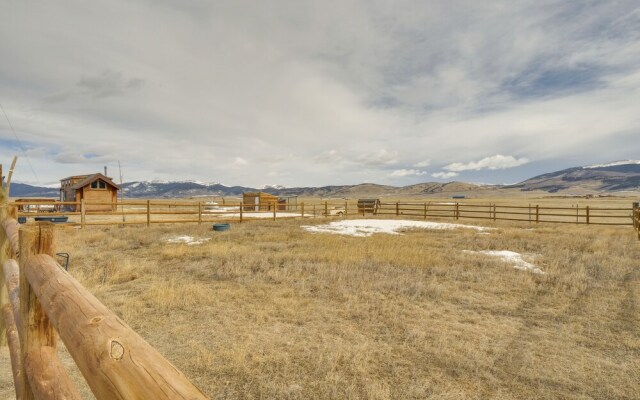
(1, 1), (639, 188)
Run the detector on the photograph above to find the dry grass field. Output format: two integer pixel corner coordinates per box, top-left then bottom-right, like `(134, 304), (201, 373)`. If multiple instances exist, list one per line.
(2, 205), (640, 399)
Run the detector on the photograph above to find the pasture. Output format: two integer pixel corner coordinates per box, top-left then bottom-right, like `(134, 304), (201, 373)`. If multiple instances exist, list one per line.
(3, 205), (638, 399)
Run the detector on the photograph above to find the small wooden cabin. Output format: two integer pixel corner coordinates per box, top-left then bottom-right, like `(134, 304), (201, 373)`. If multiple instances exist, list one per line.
(243, 192), (279, 211)
(357, 198), (380, 215)
(59, 173), (120, 212)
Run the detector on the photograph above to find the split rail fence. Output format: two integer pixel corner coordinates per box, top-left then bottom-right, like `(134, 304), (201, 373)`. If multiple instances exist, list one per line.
(0, 199), (208, 399)
(8, 199), (636, 228)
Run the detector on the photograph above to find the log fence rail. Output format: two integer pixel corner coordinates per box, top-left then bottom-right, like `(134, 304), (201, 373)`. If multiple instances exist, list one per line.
(1, 191), (208, 399)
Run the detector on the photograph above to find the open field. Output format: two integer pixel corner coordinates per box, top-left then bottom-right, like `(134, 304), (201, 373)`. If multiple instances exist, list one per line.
(3, 208), (639, 399)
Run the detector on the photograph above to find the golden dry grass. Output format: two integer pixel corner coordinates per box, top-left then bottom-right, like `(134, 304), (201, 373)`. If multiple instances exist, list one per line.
(2, 210), (640, 399)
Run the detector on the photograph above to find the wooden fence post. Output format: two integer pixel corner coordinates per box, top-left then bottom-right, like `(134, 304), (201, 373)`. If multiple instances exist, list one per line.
(146, 200), (151, 227)
(493, 204), (497, 222)
(324, 201), (328, 218)
(19, 224), (57, 400)
(273, 202), (277, 221)
(344, 201), (348, 217)
(198, 202), (202, 225)
(586, 206), (590, 225)
(424, 202), (427, 219)
(239, 202), (243, 223)
(455, 203), (459, 220)
(301, 202), (305, 219)
(396, 202), (399, 216)
(81, 199), (86, 229)
(535, 205), (539, 223)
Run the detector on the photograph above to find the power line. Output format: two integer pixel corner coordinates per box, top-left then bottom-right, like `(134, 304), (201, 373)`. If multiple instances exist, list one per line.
(0, 103), (40, 184)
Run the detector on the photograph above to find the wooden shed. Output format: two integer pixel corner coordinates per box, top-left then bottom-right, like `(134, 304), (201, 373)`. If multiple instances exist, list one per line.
(243, 192), (279, 211)
(357, 198), (380, 215)
(277, 195), (298, 211)
(59, 173), (120, 212)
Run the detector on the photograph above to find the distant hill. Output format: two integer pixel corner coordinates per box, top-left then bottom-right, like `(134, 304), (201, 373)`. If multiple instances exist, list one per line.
(510, 160), (640, 193)
(8, 160), (640, 199)
(6, 183), (59, 198)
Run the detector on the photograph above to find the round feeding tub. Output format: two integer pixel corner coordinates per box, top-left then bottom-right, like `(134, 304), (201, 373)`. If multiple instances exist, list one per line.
(212, 223), (230, 232)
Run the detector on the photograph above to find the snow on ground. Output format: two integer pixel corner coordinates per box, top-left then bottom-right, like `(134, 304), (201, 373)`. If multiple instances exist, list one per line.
(465, 250), (544, 274)
(302, 219), (490, 237)
(166, 235), (211, 245)
(205, 211), (313, 218)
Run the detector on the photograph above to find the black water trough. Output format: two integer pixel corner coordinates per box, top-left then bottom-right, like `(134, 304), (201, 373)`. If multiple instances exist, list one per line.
(34, 216), (69, 223)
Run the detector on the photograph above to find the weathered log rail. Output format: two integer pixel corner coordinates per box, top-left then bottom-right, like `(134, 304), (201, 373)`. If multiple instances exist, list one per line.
(1, 189), (208, 398)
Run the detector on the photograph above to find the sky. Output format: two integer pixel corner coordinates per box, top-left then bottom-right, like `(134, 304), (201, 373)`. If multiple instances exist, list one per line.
(1, 0), (639, 188)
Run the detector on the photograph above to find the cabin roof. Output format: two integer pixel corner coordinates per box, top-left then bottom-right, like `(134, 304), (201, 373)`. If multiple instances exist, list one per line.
(69, 173), (120, 190)
(60, 175), (91, 181)
(243, 191), (277, 197)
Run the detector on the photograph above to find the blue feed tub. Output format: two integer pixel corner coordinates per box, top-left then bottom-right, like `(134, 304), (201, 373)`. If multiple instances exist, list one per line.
(17, 217), (27, 224)
(212, 223), (230, 232)
(34, 216), (69, 223)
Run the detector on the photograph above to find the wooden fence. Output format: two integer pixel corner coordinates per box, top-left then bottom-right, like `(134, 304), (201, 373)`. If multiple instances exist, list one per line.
(8, 199), (636, 228)
(376, 201), (633, 226)
(0, 198), (208, 399)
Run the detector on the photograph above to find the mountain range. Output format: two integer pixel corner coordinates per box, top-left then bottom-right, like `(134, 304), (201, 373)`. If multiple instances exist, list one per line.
(8, 161), (640, 199)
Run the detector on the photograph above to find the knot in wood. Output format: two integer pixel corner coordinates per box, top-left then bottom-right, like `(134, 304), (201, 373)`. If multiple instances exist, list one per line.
(110, 340), (125, 360)
(90, 316), (103, 324)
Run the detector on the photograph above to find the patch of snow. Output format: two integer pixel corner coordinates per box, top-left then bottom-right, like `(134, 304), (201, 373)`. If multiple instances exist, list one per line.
(465, 250), (544, 274)
(166, 235), (211, 245)
(224, 212), (303, 218)
(302, 219), (490, 237)
(584, 160), (640, 169)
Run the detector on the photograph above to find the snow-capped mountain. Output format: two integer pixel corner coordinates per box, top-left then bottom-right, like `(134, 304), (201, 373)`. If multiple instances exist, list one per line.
(261, 184), (287, 190)
(584, 160), (640, 169)
(120, 181), (254, 198)
(511, 160), (640, 192)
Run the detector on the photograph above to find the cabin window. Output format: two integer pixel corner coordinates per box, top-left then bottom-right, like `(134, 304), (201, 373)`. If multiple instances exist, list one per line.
(91, 180), (107, 189)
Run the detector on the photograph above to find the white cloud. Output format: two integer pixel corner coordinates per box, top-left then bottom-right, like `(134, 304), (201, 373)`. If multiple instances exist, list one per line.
(413, 160), (431, 168)
(357, 149), (399, 166)
(390, 169), (427, 177)
(444, 155), (529, 172)
(315, 149), (342, 163)
(233, 157), (248, 167)
(432, 171), (459, 179)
